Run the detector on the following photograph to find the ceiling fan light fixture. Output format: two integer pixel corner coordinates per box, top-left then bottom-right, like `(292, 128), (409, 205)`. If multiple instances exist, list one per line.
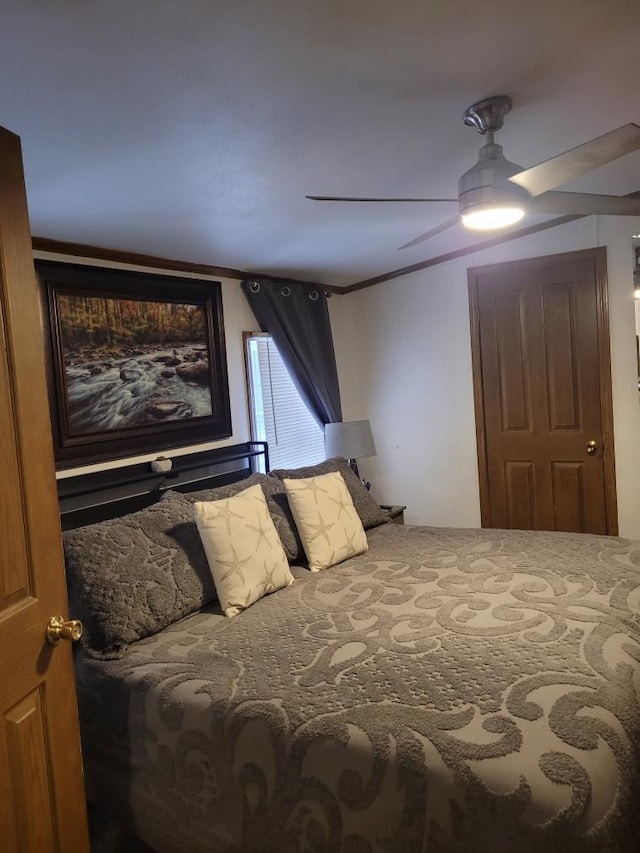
(457, 136), (530, 233)
(461, 203), (526, 231)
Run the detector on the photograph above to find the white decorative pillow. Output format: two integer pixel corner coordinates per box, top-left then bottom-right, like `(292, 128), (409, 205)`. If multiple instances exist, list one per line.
(283, 471), (368, 572)
(194, 484), (294, 617)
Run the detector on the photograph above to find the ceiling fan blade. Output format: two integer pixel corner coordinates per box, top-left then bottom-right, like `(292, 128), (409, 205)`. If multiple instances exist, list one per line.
(509, 123), (640, 197)
(530, 190), (640, 216)
(398, 214), (461, 250)
(305, 195), (458, 202)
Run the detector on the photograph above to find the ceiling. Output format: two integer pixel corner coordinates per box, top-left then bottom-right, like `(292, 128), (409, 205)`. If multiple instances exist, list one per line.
(1, 0), (639, 287)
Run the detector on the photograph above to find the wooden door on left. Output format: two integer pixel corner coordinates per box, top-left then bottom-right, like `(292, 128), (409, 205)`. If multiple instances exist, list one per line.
(0, 127), (89, 851)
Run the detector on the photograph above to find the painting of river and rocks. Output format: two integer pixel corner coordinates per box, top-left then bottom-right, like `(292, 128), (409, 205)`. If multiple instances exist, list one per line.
(38, 261), (232, 467)
(58, 294), (215, 434)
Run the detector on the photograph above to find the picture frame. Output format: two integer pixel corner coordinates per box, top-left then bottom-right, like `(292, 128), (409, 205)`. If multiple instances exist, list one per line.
(37, 261), (232, 469)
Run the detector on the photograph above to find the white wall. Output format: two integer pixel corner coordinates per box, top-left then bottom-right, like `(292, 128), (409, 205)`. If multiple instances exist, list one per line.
(331, 216), (640, 539)
(34, 251), (256, 479)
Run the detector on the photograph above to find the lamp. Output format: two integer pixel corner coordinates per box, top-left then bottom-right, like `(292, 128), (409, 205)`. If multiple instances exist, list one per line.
(324, 420), (376, 480)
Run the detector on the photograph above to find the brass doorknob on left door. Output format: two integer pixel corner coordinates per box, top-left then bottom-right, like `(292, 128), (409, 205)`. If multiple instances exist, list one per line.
(46, 615), (83, 645)
(587, 440), (597, 456)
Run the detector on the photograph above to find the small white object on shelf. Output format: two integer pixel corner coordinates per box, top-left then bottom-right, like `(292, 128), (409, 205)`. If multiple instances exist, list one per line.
(151, 457), (172, 473)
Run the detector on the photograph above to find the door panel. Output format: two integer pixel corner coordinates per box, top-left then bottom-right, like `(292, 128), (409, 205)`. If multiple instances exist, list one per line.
(496, 288), (529, 431)
(551, 461), (586, 532)
(543, 282), (580, 429)
(469, 248), (616, 535)
(0, 330), (30, 608)
(0, 126), (89, 852)
(504, 461), (535, 529)
(5, 689), (56, 851)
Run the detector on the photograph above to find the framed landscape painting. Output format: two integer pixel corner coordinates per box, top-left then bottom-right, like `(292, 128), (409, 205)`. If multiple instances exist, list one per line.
(37, 261), (232, 468)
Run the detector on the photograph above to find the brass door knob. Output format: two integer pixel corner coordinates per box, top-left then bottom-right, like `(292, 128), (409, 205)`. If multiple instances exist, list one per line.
(46, 615), (83, 645)
(586, 440), (597, 456)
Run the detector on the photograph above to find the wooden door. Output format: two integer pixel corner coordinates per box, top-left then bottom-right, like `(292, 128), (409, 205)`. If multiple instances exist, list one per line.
(469, 247), (617, 535)
(0, 128), (89, 851)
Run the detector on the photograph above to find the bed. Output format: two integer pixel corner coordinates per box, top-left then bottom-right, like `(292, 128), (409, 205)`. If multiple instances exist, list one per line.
(61, 447), (640, 852)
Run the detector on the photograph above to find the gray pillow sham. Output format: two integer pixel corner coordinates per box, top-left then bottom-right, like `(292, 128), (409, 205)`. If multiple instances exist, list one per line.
(63, 490), (213, 659)
(182, 465), (387, 564)
(180, 472), (303, 563)
(269, 457), (389, 536)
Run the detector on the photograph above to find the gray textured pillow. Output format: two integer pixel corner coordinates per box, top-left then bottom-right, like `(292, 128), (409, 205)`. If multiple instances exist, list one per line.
(269, 457), (389, 533)
(182, 472), (303, 563)
(63, 490), (213, 659)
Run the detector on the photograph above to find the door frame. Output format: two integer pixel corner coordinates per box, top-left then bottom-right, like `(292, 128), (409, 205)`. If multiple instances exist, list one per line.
(467, 246), (618, 534)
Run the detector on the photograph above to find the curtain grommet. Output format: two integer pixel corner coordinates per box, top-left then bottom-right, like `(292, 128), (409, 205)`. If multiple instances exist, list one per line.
(281, 286), (291, 297)
(249, 280), (261, 293)
(309, 290), (319, 301)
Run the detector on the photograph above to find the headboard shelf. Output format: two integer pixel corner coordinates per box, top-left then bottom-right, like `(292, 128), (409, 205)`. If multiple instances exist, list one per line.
(58, 441), (268, 529)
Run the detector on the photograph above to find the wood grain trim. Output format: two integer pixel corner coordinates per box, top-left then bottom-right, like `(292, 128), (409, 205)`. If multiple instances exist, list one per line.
(345, 214), (584, 292)
(345, 190), (640, 292)
(593, 246), (618, 536)
(467, 271), (492, 528)
(31, 236), (344, 293)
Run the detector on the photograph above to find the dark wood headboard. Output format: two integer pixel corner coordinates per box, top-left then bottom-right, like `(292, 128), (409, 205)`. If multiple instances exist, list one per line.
(58, 441), (268, 529)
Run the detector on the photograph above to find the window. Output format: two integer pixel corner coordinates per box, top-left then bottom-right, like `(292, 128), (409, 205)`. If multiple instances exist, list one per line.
(245, 333), (326, 471)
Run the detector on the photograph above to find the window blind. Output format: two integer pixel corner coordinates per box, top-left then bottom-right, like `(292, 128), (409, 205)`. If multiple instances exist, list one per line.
(246, 334), (326, 471)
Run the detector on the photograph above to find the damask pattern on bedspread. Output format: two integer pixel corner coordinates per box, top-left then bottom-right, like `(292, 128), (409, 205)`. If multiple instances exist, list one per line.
(76, 524), (640, 853)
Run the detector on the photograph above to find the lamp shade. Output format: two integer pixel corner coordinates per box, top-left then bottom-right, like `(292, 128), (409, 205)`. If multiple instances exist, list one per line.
(324, 420), (376, 460)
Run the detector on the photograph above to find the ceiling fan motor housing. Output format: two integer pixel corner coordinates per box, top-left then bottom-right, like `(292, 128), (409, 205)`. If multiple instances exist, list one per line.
(457, 142), (532, 214)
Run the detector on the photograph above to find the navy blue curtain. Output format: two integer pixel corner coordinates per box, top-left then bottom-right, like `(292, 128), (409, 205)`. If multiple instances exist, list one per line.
(242, 278), (342, 427)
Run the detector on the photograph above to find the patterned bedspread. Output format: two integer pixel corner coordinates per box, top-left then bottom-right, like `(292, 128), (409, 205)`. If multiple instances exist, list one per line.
(75, 523), (640, 852)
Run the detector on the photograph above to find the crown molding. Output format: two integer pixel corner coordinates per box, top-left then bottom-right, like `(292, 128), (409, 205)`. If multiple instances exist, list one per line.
(31, 236), (342, 292)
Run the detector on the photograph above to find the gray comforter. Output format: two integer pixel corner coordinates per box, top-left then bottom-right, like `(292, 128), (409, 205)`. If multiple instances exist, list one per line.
(75, 523), (640, 852)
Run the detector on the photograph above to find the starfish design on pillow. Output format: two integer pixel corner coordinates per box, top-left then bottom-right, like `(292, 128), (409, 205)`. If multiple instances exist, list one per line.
(297, 478), (329, 505)
(216, 545), (253, 585)
(261, 559), (284, 594)
(343, 528), (359, 553)
(246, 516), (274, 549)
(306, 513), (334, 546)
(328, 490), (351, 519)
(205, 501), (245, 536)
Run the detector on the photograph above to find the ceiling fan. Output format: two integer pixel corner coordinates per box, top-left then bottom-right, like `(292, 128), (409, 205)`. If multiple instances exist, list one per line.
(307, 96), (640, 250)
